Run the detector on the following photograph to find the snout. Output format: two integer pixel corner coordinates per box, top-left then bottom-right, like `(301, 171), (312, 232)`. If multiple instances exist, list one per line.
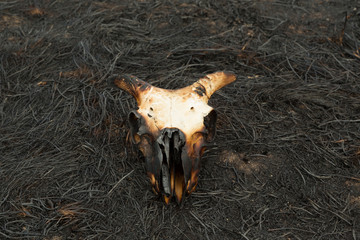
(129, 111), (206, 204)
(154, 128), (192, 204)
(141, 128), (199, 203)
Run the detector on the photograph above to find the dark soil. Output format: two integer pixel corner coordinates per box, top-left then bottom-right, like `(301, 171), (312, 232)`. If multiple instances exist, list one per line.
(1, 0), (359, 239)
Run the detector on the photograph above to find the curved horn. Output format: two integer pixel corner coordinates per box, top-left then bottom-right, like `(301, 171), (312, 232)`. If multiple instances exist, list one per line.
(108, 74), (152, 104)
(192, 71), (236, 99)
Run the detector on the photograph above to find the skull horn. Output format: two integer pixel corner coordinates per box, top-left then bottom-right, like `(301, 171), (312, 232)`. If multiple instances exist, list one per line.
(108, 74), (152, 104)
(191, 71), (236, 100)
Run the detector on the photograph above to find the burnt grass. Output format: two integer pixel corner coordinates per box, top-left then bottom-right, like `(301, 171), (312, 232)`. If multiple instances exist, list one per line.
(1, 0), (360, 239)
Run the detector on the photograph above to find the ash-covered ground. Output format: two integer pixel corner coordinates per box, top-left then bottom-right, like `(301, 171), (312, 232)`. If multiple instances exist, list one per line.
(1, 1), (359, 239)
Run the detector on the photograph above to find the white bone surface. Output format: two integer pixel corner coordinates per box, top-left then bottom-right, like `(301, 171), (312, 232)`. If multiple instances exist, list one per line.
(138, 88), (213, 138)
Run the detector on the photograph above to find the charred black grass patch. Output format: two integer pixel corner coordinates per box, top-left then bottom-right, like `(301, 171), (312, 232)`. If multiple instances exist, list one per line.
(1, 0), (359, 239)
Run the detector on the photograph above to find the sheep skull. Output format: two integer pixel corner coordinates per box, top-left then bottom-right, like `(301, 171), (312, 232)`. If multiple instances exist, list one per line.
(109, 71), (236, 203)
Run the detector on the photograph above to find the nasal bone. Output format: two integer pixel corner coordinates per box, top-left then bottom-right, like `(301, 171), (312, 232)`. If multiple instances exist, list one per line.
(156, 128), (188, 203)
(157, 128), (185, 161)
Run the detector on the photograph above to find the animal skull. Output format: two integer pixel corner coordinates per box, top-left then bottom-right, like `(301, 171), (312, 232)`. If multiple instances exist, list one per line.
(109, 71), (236, 203)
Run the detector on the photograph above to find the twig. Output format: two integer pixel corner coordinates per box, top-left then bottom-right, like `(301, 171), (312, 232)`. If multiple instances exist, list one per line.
(107, 170), (134, 196)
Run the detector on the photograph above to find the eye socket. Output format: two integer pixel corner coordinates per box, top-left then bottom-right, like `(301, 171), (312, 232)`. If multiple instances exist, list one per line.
(190, 107), (194, 110)
(128, 111), (141, 143)
(150, 107), (153, 111)
(204, 110), (217, 142)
